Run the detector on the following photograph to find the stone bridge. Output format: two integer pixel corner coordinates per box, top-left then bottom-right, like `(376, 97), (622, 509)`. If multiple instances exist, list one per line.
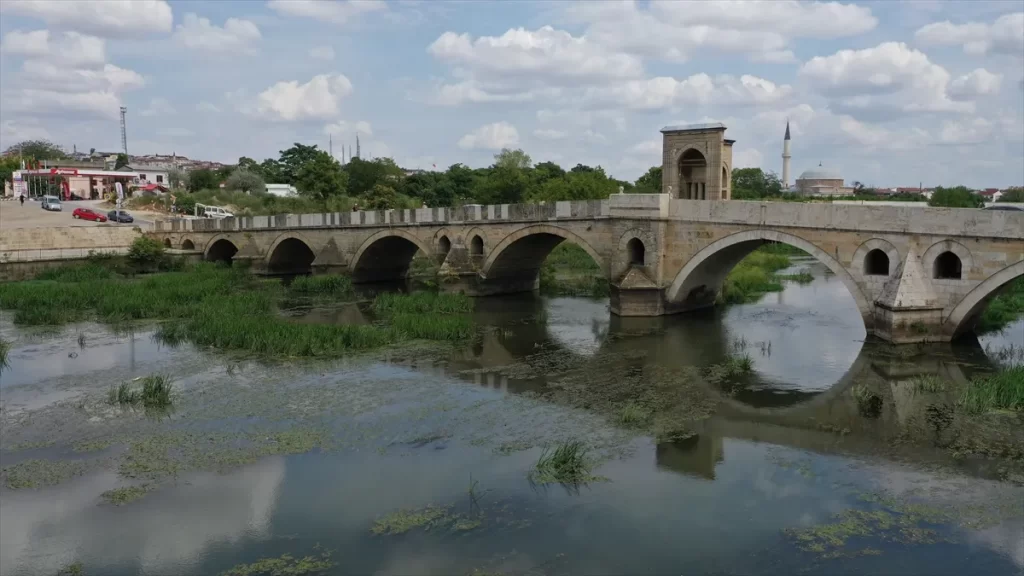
(150, 193), (1022, 344)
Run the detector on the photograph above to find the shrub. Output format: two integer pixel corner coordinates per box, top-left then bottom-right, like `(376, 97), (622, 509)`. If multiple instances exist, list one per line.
(127, 237), (169, 272)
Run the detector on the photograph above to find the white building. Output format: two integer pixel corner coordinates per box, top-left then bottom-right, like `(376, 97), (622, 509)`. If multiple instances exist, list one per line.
(265, 183), (298, 197)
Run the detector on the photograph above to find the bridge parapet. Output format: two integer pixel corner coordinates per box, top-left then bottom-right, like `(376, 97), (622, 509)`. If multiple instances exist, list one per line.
(154, 199), (616, 233)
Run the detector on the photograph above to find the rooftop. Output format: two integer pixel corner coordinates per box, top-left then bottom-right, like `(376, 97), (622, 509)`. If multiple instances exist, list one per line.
(661, 122), (727, 133)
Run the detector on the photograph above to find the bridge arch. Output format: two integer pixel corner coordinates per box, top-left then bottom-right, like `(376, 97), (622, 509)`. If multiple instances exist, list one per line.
(852, 238), (900, 279)
(667, 229), (873, 327)
(481, 224), (606, 282)
(350, 229), (433, 283)
(923, 239), (972, 282)
(181, 238), (196, 251)
(944, 259), (1024, 337)
(266, 233), (316, 275)
(205, 235), (239, 264)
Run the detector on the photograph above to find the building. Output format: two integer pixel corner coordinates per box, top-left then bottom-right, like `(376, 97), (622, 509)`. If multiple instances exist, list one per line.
(781, 121), (791, 188)
(781, 126), (853, 197)
(265, 183), (297, 197)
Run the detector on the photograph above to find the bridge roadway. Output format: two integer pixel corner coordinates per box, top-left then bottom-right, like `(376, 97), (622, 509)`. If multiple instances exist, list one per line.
(150, 194), (1024, 344)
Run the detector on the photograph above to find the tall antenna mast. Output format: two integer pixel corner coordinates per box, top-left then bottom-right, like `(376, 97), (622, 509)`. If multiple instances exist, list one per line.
(329, 133), (333, 158)
(356, 135), (360, 159)
(119, 106), (128, 155)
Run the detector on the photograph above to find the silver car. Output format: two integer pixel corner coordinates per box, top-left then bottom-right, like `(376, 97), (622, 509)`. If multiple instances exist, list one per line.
(41, 195), (62, 212)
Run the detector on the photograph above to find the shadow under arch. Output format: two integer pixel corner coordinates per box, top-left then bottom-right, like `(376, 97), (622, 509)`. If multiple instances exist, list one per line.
(667, 229), (874, 330)
(480, 224), (606, 293)
(944, 259), (1024, 338)
(205, 237), (239, 264)
(266, 235), (316, 275)
(350, 229), (434, 283)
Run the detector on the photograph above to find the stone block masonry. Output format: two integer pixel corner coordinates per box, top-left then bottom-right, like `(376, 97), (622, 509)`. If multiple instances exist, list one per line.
(148, 195), (1022, 344)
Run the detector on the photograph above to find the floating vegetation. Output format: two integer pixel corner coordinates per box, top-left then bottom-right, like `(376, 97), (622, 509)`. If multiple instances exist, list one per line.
(101, 484), (153, 505)
(912, 375), (945, 393)
(289, 274), (354, 297)
(372, 291), (473, 316)
(529, 440), (596, 485)
(777, 272), (814, 284)
(220, 549), (335, 576)
(0, 337), (9, 371)
(959, 366), (1024, 414)
(107, 375), (173, 409)
(618, 402), (651, 426)
(56, 561), (84, 576)
(371, 505), (452, 535)
(2, 458), (87, 489)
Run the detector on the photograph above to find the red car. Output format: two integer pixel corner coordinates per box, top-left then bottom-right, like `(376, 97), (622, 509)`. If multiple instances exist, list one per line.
(72, 207), (108, 222)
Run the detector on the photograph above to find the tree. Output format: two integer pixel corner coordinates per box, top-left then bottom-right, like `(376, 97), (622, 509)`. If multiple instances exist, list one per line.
(998, 187), (1024, 202)
(493, 148), (532, 170)
(259, 158), (283, 183)
(224, 170), (266, 194)
(634, 166), (662, 194)
(0, 156), (22, 189)
(346, 157), (403, 196)
(278, 143), (323, 184)
(3, 140), (66, 160)
(929, 186), (984, 208)
(533, 161), (565, 183)
(237, 156), (260, 172)
(167, 168), (186, 190)
(114, 153), (129, 170)
(364, 183), (401, 210)
(188, 169), (219, 192)
(473, 165), (529, 204)
(731, 167), (782, 199)
(295, 151), (348, 201)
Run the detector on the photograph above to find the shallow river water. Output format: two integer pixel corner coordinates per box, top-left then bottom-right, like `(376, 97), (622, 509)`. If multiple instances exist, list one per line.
(1, 259), (1022, 575)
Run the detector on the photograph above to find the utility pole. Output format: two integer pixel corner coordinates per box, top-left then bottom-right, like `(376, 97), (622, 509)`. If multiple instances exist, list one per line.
(356, 135), (360, 159)
(119, 106), (128, 156)
(329, 133), (333, 158)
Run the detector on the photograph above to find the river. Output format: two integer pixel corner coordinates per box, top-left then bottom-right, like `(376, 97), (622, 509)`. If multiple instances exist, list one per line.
(1, 257), (1022, 575)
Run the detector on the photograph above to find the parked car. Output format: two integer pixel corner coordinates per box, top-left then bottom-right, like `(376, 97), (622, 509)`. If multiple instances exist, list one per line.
(72, 207), (108, 222)
(107, 210), (134, 223)
(201, 206), (234, 219)
(982, 204), (1022, 211)
(41, 195), (62, 211)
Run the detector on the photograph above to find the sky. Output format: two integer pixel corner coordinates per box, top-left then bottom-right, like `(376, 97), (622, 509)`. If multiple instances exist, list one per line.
(0, 0), (1022, 187)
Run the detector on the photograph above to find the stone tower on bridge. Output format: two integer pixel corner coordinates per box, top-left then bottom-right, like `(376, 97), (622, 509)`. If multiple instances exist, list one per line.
(661, 122), (734, 201)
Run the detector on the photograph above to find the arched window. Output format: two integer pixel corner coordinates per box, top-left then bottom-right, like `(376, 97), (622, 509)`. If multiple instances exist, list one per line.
(864, 249), (889, 276)
(163, 238), (172, 248)
(627, 238), (645, 266)
(933, 251), (962, 280)
(470, 235), (484, 256)
(438, 236), (451, 256)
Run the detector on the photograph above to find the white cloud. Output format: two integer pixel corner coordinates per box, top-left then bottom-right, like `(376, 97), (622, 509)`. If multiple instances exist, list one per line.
(323, 120), (373, 136)
(427, 80), (561, 106)
(0, 0), (173, 38)
(837, 115), (929, 151)
(3, 88), (122, 119)
(562, 0), (876, 63)
(533, 129), (568, 141)
(733, 148), (764, 169)
(915, 12), (1024, 57)
(429, 26), (643, 83)
(173, 13), (261, 55)
(267, 0), (386, 26)
(799, 42), (972, 117)
(197, 101), (221, 113)
(0, 29), (50, 57)
(158, 127), (195, 138)
(458, 121), (519, 150)
(19, 62), (144, 94)
(628, 139), (661, 155)
(141, 98), (176, 117)
(587, 73), (790, 110)
(309, 46), (336, 61)
(949, 68), (1003, 99)
(938, 118), (995, 145)
(249, 74), (354, 121)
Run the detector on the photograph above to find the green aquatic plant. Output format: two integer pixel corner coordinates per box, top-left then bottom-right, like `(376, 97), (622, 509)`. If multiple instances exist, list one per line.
(959, 366), (1024, 414)
(220, 549), (335, 576)
(371, 505), (452, 535)
(777, 272), (814, 284)
(372, 291), (473, 315)
(976, 277), (1024, 335)
(2, 458), (87, 489)
(56, 561), (84, 576)
(530, 439), (595, 485)
(101, 484), (152, 505)
(0, 337), (10, 371)
(108, 375), (173, 409)
(289, 274), (354, 297)
(619, 402), (651, 426)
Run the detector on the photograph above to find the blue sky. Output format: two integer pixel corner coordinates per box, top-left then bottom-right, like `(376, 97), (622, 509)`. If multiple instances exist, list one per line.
(0, 0), (1021, 187)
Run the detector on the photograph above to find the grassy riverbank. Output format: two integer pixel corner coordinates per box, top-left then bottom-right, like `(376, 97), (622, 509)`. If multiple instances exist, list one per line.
(977, 277), (1024, 334)
(0, 260), (474, 357)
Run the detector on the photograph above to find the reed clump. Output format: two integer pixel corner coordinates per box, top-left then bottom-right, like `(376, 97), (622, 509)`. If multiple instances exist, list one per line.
(289, 274), (354, 297)
(108, 375), (173, 409)
(959, 366), (1024, 414)
(530, 439), (595, 485)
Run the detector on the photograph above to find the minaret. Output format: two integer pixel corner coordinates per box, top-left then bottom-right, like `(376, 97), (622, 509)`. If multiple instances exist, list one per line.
(782, 121), (792, 189)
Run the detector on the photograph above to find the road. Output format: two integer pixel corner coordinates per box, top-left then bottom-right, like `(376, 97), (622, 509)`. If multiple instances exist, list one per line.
(0, 199), (159, 230)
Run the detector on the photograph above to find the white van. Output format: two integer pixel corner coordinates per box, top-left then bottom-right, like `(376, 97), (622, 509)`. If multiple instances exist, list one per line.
(202, 206), (234, 219)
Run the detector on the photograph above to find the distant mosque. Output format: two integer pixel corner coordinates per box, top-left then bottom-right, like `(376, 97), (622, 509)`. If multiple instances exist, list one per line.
(781, 121), (853, 197)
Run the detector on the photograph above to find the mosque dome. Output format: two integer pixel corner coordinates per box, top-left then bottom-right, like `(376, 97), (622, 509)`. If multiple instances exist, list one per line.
(798, 164), (842, 181)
